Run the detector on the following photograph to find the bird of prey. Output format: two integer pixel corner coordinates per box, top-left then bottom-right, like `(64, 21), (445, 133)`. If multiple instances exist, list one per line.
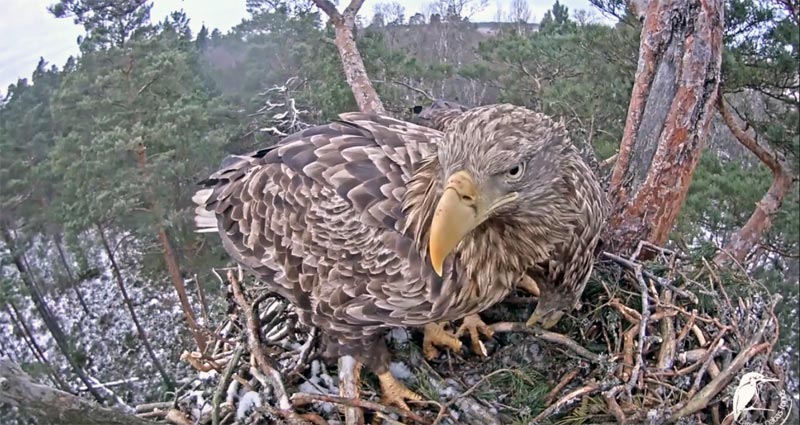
(411, 99), (469, 131)
(193, 103), (608, 408)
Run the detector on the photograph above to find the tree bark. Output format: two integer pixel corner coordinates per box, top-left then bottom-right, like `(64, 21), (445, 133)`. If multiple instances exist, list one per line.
(0, 360), (151, 425)
(605, 0), (724, 254)
(134, 142), (207, 353)
(52, 233), (91, 315)
(713, 96), (796, 265)
(4, 302), (71, 392)
(312, 0), (386, 114)
(0, 225), (105, 403)
(95, 222), (174, 389)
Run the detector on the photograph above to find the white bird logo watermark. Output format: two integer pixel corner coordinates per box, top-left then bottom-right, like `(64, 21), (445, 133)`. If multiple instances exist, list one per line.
(730, 372), (791, 425)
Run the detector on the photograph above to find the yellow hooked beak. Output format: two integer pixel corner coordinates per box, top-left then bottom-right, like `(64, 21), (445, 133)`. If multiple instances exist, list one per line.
(428, 171), (518, 276)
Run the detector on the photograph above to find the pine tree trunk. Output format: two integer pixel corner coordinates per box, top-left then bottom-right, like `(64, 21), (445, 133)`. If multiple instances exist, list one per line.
(157, 227), (207, 351)
(312, 0), (386, 114)
(605, 0), (724, 255)
(134, 143), (207, 353)
(95, 222), (174, 389)
(4, 302), (71, 392)
(1, 360), (151, 425)
(713, 96), (796, 265)
(0, 225), (105, 403)
(52, 233), (91, 315)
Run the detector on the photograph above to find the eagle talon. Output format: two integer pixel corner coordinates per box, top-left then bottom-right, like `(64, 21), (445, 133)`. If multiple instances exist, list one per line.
(378, 372), (422, 411)
(422, 322), (462, 360)
(455, 314), (494, 357)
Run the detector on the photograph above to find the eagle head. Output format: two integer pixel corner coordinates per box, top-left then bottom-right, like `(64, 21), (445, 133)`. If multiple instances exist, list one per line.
(427, 103), (578, 277)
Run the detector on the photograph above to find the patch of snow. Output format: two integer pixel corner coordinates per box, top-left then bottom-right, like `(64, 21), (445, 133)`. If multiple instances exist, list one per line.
(386, 327), (410, 345)
(225, 380), (240, 405)
(297, 360), (339, 413)
(236, 391), (262, 419)
(298, 381), (324, 395)
(198, 369), (218, 381)
(389, 362), (414, 381)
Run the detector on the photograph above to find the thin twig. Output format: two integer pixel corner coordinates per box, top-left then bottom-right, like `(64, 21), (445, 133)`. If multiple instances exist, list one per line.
(212, 343), (243, 425)
(491, 322), (603, 362)
(601, 251), (698, 303)
(382, 79), (436, 101)
(228, 267), (293, 412)
(544, 369), (579, 405)
(431, 368), (521, 425)
(603, 391), (628, 424)
(626, 265), (649, 397)
(291, 393), (430, 424)
(194, 273), (210, 327)
(532, 382), (602, 423)
(600, 152), (619, 168)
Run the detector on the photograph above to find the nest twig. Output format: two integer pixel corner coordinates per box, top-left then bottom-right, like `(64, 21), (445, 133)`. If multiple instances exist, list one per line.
(292, 393), (430, 424)
(228, 267), (293, 413)
(134, 245), (790, 425)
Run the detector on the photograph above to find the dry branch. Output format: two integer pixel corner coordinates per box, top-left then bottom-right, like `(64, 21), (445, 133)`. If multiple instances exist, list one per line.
(532, 381), (603, 423)
(292, 392), (430, 424)
(212, 344), (243, 425)
(337, 356), (364, 425)
(311, 0), (384, 114)
(603, 391), (628, 424)
(491, 322), (603, 362)
(228, 268), (293, 412)
(0, 360), (151, 425)
(714, 95), (796, 265)
(544, 369), (580, 405)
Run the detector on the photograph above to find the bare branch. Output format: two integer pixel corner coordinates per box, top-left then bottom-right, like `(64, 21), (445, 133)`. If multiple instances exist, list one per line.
(714, 95), (796, 265)
(717, 95), (792, 176)
(311, 0), (342, 21)
(228, 268), (293, 412)
(343, 0), (366, 18)
(291, 392), (430, 424)
(491, 322), (603, 362)
(0, 360), (151, 425)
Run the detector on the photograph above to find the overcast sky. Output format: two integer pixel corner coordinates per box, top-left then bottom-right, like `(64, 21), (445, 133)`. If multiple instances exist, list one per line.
(0, 0), (601, 95)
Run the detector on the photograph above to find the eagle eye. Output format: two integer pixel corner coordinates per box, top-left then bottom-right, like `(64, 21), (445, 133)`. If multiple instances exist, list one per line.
(506, 163), (525, 181)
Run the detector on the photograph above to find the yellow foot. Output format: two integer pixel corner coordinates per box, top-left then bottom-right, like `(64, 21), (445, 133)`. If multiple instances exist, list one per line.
(422, 322), (463, 360)
(518, 275), (540, 297)
(455, 314), (494, 357)
(378, 371), (422, 411)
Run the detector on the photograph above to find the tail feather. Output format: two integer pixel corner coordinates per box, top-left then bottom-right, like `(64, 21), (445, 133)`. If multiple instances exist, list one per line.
(192, 188), (218, 233)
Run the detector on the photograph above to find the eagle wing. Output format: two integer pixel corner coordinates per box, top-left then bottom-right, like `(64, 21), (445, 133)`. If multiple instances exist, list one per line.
(194, 113), (455, 335)
(527, 159), (609, 300)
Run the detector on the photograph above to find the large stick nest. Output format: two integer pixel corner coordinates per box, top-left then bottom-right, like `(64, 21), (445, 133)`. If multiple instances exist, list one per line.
(137, 245), (795, 425)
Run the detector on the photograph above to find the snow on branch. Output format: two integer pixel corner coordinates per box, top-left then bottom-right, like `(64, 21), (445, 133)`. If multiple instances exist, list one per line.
(251, 77), (312, 138)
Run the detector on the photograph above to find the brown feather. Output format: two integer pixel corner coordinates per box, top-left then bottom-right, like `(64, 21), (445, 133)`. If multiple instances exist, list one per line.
(193, 103), (608, 374)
